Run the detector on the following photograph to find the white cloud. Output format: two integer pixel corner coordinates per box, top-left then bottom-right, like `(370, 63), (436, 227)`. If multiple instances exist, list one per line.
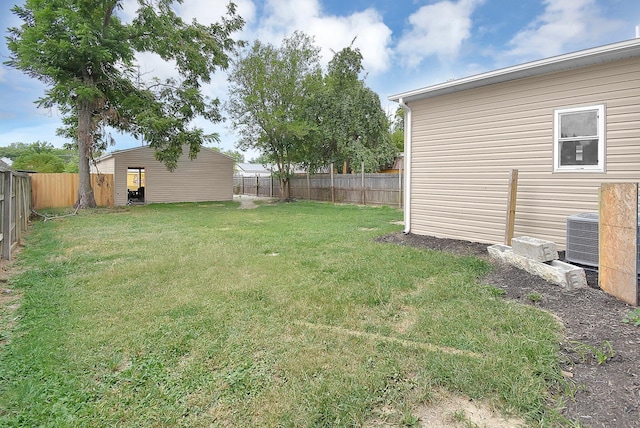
(505, 0), (623, 60)
(253, 0), (393, 74)
(309, 9), (393, 74)
(396, 0), (485, 68)
(175, 0), (256, 28)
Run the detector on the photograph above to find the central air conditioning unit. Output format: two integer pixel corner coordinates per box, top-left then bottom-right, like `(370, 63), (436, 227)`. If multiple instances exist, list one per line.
(565, 212), (600, 267)
(566, 212), (640, 269)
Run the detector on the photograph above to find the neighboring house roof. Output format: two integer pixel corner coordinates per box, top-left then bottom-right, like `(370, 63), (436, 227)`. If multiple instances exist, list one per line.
(0, 157), (13, 167)
(389, 38), (640, 103)
(235, 163), (273, 175)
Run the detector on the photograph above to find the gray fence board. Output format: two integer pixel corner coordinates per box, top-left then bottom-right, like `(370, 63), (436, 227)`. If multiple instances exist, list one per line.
(0, 168), (31, 260)
(234, 173), (403, 207)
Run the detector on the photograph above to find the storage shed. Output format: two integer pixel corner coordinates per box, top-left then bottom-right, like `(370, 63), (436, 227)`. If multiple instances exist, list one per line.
(92, 145), (234, 206)
(390, 38), (640, 248)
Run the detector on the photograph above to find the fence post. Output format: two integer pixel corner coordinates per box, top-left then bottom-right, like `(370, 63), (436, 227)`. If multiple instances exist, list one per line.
(330, 163), (335, 203)
(307, 171), (310, 200)
(0, 171), (5, 259)
(361, 161), (365, 205)
(2, 171), (12, 260)
(504, 169), (518, 246)
(256, 176), (259, 197)
(399, 159), (403, 209)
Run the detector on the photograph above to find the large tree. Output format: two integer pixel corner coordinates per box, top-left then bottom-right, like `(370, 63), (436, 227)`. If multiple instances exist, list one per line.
(6, 0), (244, 207)
(226, 31), (322, 199)
(390, 106), (405, 152)
(309, 45), (396, 173)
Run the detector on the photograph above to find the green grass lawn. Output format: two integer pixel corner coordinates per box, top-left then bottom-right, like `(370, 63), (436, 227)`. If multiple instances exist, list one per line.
(0, 201), (564, 426)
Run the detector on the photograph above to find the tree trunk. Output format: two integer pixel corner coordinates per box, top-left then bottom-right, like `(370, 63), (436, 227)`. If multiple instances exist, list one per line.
(76, 98), (97, 208)
(279, 177), (290, 200)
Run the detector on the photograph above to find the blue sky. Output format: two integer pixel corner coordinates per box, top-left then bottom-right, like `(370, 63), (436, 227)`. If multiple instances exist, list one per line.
(1, 0), (639, 160)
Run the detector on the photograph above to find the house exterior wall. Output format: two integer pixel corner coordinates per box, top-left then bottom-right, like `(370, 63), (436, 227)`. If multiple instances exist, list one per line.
(97, 146), (233, 206)
(407, 56), (640, 248)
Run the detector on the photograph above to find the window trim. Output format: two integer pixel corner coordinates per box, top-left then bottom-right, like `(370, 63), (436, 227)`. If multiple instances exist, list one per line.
(553, 104), (605, 172)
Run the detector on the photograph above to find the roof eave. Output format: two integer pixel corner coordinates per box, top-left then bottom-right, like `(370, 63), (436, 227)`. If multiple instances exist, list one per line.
(389, 38), (640, 104)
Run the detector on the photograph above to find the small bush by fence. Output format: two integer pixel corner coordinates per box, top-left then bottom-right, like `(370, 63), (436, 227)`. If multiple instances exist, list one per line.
(30, 173), (114, 209)
(234, 173), (403, 207)
(0, 168), (31, 260)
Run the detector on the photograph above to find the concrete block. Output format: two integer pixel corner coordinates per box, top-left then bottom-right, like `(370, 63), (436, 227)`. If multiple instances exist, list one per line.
(487, 244), (586, 290)
(511, 236), (559, 262)
(487, 244), (510, 260)
(550, 260), (588, 291)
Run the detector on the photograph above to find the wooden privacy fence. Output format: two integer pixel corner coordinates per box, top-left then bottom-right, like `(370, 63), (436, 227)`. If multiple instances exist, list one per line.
(234, 172), (403, 207)
(30, 173), (114, 209)
(0, 168), (31, 260)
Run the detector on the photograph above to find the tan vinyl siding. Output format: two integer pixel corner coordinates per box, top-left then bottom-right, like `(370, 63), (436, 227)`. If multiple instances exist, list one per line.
(97, 146), (233, 206)
(91, 157), (114, 174)
(408, 57), (640, 248)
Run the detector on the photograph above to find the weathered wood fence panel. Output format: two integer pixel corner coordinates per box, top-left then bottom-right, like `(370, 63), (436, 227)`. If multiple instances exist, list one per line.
(0, 168), (31, 260)
(233, 176), (275, 197)
(30, 173), (114, 209)
(233, 173), (403, 207)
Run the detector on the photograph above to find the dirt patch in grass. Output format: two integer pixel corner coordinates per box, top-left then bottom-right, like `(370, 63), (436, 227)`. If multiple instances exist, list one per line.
(377, 232), (640, 428)
(369, 394), (527, 427)
(0, 257), (23, 351)
(414, 394), (526, 428)
(234, 195), (275, 209)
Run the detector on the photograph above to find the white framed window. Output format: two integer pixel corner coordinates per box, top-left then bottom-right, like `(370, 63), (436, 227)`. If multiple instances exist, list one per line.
(553, 104), (605, 172)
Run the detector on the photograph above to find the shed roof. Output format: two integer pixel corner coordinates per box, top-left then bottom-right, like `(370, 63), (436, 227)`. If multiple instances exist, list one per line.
(95, 145), (235, 163)
(389, 38), (640, 104)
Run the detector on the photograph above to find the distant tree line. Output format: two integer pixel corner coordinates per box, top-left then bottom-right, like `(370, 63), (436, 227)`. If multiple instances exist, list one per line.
(0, 141), (79, 173)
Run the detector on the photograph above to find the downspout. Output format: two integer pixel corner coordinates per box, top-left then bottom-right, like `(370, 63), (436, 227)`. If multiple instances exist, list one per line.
(398, 97), (412, 234)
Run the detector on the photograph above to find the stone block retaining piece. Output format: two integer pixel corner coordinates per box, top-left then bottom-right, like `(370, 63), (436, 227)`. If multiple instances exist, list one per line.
(488, 244), (586, 291)
(511, 236), (559, 262)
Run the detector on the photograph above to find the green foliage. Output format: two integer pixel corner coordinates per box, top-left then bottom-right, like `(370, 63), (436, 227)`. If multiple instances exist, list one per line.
(227, 31), (322, 198)
(527, 292), (543, 303)
(0, 141), (70, 160)
(6, 0), (244, 206)
(63, 151), (79, 172)
(622, 308), (640, 326)
(249, 152), (274, 165)
(13, 152), (65, 172)
(569, 340), (615, 365)
(390, 107), (405, 152)
(307, 43), (396, 173)
(0, 141), (53, 158)
(227, 32), (397, 191)
(0, 141), (78, 172)
(390, 128), (404, 152)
